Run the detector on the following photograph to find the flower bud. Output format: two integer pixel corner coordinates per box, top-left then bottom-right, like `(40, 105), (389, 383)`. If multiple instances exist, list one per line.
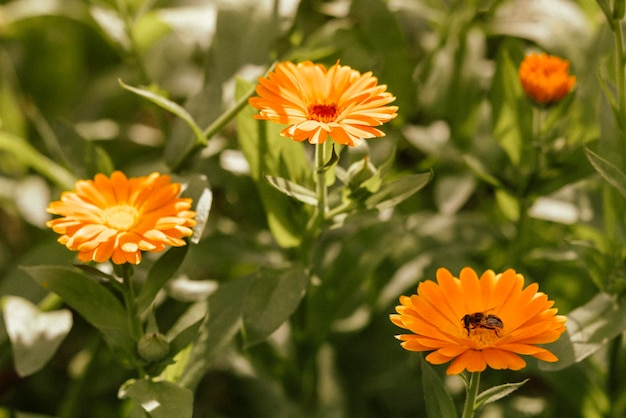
(137, 332), (170, 363)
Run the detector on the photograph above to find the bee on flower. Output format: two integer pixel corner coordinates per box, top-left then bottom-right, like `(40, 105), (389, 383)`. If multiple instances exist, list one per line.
(519, 52), (576, 106)
(390, 267), (567, 375)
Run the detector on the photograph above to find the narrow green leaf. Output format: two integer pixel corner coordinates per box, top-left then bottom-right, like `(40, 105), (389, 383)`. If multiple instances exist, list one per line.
(22, 266), (137, 367)
(0, 131), (76, 190)
(365, 171), (433, 210)
(242, 267), (308, 347)
(118, 379), (193, 418)
(264, 175), (318, 206)
(118, 79), (205, 146)
(475, 379), (529, 410)
(585, 146), (626, 198)
(136, 246), (189, 316)
(540, 292), (626, 370)
(179, 275), (254, 390)
(463, 154), (502, 188)
(420, 358), (457, 418)
(2, 296), (72, 377)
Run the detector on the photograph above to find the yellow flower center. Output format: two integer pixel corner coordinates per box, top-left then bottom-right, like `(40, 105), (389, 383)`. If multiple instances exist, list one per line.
(308, 103), (339, 123)
(468, 327), (501, 347)
(103, 205), (139, 231)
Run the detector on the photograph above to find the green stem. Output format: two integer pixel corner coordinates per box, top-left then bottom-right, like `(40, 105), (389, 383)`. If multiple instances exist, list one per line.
(315, 142), (329, 224)
(117, 264), (146, 377)
(171, 62), (277, 173)
(614, 18), (626, 170)
(461, 371), (481, 418)
(614, 19), (626, 119)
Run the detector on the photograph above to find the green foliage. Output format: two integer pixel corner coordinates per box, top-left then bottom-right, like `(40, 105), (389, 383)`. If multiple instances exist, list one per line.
(2, 0), (626, 416)
(421, 359), (457, 418)
(1, 296), (72, 377)
(23, 266), (139, 368)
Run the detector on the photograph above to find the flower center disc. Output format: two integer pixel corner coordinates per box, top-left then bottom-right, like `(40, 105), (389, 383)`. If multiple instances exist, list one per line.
(308, 103), (339, 123)
(104, 205), (139, 231)
(469, 327), (501, 347)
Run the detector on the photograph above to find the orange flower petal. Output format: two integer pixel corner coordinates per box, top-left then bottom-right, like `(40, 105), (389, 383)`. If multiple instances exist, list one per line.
(519, 52), (575, 105)
(47, 171), (197, 265)
(249, 60), (397, 146)
(390, 267), (567, 374)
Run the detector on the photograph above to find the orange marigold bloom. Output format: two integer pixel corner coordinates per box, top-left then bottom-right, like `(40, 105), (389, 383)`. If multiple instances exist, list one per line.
(47, 171), (196, 265)
(390, 267), (567, 375)
(519, 53), (576, 105)
(248, 60), (398, 147)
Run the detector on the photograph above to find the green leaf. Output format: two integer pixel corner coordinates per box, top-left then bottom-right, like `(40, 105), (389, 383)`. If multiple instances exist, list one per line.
(365, 171), (433, 210)
(463, 154), (502, 188)
(166, 302), (207, 356)
(475, 379), (529, 410)
(1, 296), (72, 377)
(495, 188), (520, 222)
(179, 275), (254, 390)
(118, 379), (193, 418)
(488, 45), (532, 166)
(181, 174), (212, 244)
(235, 77), (310, 247)
(420, 358), (457, 418)
(540, 292), (626, 371)
(264, 175), (318, 206)
(136, 246), (189, 316)
(584, 146), (626, 198)
(22, 266), (138, 367)
(242, 267), (308, 347)
(118, 79), (205, 146)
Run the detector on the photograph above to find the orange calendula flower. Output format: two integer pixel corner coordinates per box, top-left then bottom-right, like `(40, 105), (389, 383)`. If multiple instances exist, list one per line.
(249, 60), (398, 147)
(390, 267), (567, 375)
(47, 171), (196, 265)
(519, 53), (576, 105)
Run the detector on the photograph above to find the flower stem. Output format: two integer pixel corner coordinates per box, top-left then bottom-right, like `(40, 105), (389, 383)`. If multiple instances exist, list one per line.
(117, 264), (146, 377)
(614, 18), (626, 120)
(315, 142), (329, 225)
(461, 371), (481, 418)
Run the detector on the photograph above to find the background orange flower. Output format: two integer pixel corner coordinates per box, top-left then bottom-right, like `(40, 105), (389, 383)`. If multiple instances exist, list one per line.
(390, 267), (567, 375)
(249, 60), (398, 147)
(519, 53), (576, 105)
(47, 171), (196, 265)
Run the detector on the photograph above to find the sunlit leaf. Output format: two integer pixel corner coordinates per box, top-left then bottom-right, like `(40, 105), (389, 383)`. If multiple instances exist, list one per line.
(264, 175), (318, 206)
(187, 179), (212, 245)
(540, 293), (626, 371)
(2, 296), (72, 377)
(118, 379), (193, 418)
(118, 79), (205, 146)
(475, 379), (529, 410)
(365, 171), (432, 210)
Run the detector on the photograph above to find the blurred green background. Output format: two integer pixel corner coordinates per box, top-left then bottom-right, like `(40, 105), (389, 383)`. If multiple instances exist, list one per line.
(0, 0), (622, 417)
